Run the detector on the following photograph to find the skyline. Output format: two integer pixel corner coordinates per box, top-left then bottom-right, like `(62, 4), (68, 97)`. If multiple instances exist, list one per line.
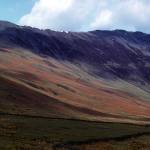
(1, 0), (150, 33)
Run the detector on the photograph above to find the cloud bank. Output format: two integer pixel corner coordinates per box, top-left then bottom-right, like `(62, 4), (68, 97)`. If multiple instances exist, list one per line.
(19, 0), (150, 32)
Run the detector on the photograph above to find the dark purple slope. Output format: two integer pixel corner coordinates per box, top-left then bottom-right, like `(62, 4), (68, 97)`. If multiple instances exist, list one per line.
(0, 21), (150, 90)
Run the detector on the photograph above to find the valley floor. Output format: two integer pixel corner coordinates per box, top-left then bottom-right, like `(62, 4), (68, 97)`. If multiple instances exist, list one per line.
(0, 113), (150, 150)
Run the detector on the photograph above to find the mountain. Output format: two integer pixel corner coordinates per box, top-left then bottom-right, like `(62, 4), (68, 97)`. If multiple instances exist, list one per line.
(0, 21), (150, 124)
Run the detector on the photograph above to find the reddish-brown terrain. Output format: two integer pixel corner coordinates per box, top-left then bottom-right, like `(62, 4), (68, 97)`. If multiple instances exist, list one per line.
(0, 21), (150, 127)
(0, 47), (150, 125)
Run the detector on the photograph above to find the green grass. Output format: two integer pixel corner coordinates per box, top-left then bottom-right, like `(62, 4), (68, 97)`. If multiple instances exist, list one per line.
(0, 114), (150, 150)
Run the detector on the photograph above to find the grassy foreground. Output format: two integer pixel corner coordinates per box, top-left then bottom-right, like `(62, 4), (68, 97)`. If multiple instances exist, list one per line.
(0, 113), (150, 150)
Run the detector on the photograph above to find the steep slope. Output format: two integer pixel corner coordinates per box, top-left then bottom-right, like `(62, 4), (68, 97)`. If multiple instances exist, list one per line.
(0, 21), (150, 124)
(0, 22), (150, 90)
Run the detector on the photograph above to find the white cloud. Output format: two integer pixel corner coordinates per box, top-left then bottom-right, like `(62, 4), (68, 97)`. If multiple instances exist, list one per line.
(90, 9), (113, 29)
(19, 0), (150, 32)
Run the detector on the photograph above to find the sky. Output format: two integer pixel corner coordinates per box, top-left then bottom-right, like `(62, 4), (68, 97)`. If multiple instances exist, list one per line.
(1, 0), (150, 32)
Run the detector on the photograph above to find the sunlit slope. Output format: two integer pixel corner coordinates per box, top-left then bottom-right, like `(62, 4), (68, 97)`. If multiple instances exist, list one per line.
(0, 48), (150, 124)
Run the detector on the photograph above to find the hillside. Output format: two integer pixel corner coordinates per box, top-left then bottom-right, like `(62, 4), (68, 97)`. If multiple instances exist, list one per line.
(0, 21), (150, 124)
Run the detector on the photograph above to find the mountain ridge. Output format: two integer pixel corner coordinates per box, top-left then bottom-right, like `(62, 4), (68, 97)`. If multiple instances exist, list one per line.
(0, 20), (150, 34)
(0, 21), (149, 87)
(0, 20), (150, 124)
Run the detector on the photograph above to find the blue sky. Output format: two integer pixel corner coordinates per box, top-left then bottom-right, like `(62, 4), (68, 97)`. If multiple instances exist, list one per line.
(0, 0), (35, 23)
(1, 0), (150, 33)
